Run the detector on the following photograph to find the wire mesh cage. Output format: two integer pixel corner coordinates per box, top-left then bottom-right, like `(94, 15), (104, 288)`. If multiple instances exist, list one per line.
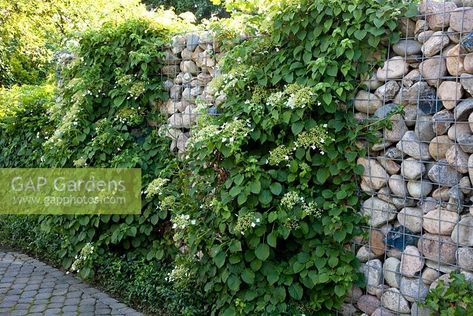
(346, 1), (473, 315)
(160, 30), (224, 155)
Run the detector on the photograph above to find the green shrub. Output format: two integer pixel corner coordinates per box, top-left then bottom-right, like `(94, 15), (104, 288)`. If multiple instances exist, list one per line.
(422, 272), (473, 316)
(159, 0), (412, 314)
(34, 16), (192, 278)
(143, 0), (223, 20)
(0, 84), (55, 166)
(95, 254), (207, 315)
(0, 215), (62, 264)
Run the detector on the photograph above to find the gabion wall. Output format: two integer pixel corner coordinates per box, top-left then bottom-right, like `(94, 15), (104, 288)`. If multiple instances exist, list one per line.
(160, 31), (225, 154)
(162, 1), (473, 314)
(346, 0), (473, 315)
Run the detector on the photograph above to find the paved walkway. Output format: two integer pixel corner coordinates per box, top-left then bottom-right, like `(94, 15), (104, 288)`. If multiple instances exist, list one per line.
(0, 251), (143, 316)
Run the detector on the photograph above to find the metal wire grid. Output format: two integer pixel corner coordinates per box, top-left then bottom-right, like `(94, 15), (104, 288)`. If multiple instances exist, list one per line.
(346, 2), (473, 315)
(161, 30), (222, 153)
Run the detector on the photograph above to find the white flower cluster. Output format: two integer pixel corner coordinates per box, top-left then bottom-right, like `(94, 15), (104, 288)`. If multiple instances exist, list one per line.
(234, 212), (261, 235)
(70, 242), (95, 273)
(172, 214), (196, 230)
(165, 264), (190, 282)
(281, 192), (322, 221)
(268, 124), (331, 165)
(265, 84), (319, 109)
(145, 177), (169, 199)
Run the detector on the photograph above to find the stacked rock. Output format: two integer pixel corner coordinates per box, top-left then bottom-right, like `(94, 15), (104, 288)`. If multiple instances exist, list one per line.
(348, 1), (473, 315)
(160, 31), (223, 154)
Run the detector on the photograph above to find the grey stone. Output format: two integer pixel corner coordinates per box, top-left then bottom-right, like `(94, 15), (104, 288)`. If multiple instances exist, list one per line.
(417, 31), (434, 44)
(421, 31), (450, 57)
(362, 259), (383, 291)
(407, 180), (433, 198)
(381, 288), (410, 313)
(384, 257), (401, 288)
(457, 247), (473, 271)
(400, 276), (429, 302)
(420, 57), (448, 87)
(357, 158), (389, 191)
(420, 0), (457, 30)
(377, 57), (410, 81)
(450, 7), (473, 32)
(418, 233), (457, 264)
(415, 115), (435, 142)
(357, 295), (380, 315)
(428, 160), (462, 186)
(401, 246), (424, 278)
(180, 60), (199, 75)
(458, 134), (473, 153)
(362, 197), (397, 228)
(446, 144), (469, 173)
(397, 131), (431, 160)
(398, 207), (423, 233)
(389, 175), (408, 197)
(354, 90), (382, 114)
(357, 246), (379, 263)
(454, 97), (473, 120)
(432, 110), (454, 135)
(401, 158), (426, 180)
(375, 81), (401, 101)
(394, 40), (423, 56)
(384, 114), (408, 142)
(186, 33), (200, 51)
(423, 208), (459, 235)
(403, 69), (422, 88)
(448, 123), (472, 142)
(451, 216), (473, 246)
(374, 103), (397, 118)
(421, 267), (440, 285)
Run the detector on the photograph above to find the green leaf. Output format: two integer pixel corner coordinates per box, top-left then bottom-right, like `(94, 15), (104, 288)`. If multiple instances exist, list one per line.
(322, 93), (332, 105)
(288, 283), (303, 300)
(229, 240), (242, 253)
(267, 232), (277, 248)
(227, 274), (241, 292)
(214, 251), (226, 268)
(291, 121), (304, 135)
(270, 182), (283, 195)
(328, 256), (339, 268)
(268, 212), (278, 223)
(241, 269), (255, 284)
(113, 95), (126, 107)
(250, 180), (261, 194)
(354, 29), (367, 40)
(234, 174), (244, 185)
(259, 190), (272, 205)
(303, 51), (312, 64)
(334, 285), (346, 297)
(255, 243), (270, 261)
(229, 186), (242, 197)
(293, 261), (305, 273)
(273, 287), (286, 302)
(222, 307), (237, 316)
(316, 168), (330, 183)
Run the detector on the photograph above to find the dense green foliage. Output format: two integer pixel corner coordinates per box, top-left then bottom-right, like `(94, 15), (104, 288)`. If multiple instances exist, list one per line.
(0, 84), (54, 166)
(0, 0), (153, 86)
(143, 0), (223, 20)
(39, 16), (192, 278)
(422, 272), (473, 316)
(0, 0), (416, 314)
(153, 0), (410, 314)
(0, 215), (205, 315)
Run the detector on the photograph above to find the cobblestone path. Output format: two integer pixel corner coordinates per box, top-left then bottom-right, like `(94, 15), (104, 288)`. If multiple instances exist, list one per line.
(0, 251), (143, 316)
